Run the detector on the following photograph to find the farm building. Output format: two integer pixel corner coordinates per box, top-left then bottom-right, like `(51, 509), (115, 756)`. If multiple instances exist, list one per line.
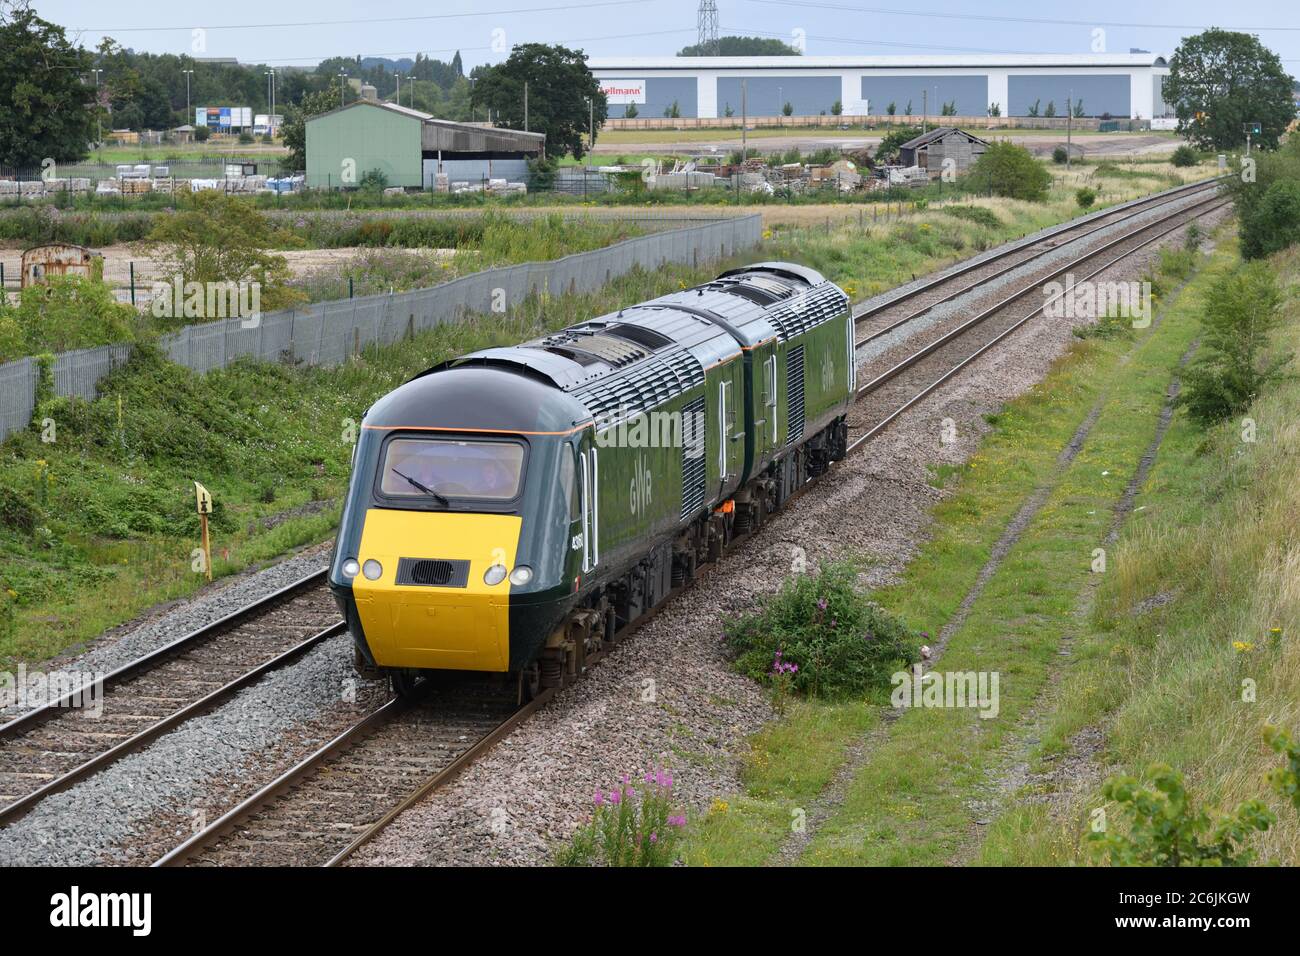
(898, 127), (989, 177)
(305, 100), (545, 190)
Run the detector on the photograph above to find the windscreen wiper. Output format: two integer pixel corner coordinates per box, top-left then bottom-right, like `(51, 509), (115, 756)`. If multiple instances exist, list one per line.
(391, 468), (450, 506)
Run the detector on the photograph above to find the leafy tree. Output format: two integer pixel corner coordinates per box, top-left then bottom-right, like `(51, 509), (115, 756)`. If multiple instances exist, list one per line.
(1044, 100), (1057, 118)
(1027, 99), (1041, 117)
(664, 100), (681, 119)
(987, 102), (1001, 117)
(940, 100), (956, 116)
(831, 99), (842, 116)
(0, 6), (95, 168)
(470, 44), (606, 160)
(1088, 764), (1274, 866)
(280, 89), (337, 172)
(1177, 261), (1288, 424)
(1170, 144), (1198, 167)
(781, 101), (793, 117)
(966, 141), (1052, 200)
(1165, 29), (1295, 150)
(885, 101), (896, 116)
(623, 102), (638, 119)
(678, 35), (800, 56)
(146, 192), (305, 317)
(1072, 99), (1085, 118)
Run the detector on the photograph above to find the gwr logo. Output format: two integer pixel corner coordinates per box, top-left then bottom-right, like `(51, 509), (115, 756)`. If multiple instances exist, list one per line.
(629, 451), (652, 516)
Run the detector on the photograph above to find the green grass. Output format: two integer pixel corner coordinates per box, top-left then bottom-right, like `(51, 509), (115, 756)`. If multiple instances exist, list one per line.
(681, 226), (1238, 867)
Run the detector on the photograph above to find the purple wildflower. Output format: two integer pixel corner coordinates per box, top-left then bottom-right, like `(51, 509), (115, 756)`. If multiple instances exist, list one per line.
(609, 789), (621, 805)
(649, 832), (658, 843)
(594, 789), (604, 806)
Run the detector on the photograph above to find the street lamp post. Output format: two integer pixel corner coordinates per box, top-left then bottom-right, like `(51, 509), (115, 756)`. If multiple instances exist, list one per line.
(183, 68), (194, 121)
(91, 68), (103, 148)
(339, 72), (348, 109)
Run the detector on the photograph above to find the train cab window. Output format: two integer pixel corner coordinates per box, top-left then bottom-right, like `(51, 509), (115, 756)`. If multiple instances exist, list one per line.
(560, 442), (579, 521)
(378, 438), (525, 502)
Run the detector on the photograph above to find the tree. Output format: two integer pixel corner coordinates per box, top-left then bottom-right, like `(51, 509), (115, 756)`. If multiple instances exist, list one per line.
(280, 89), (338, 171)
(0, 6), (96, 168)
(678, 35), (800, 56)
(664, 100), (681, 119)
(624, 102), (638, 119)
(470, 44), (606, 160)
(147, 192), (305, 317)
(831, 100), (843, 116)
(1177, 262), (1288, 424)
(1164, 29), (1295, 150)
(874, 126), (923, 164)
(967, 142), (1052, 201)
(1072, 99), (1085, 118)
(886, 101), (896, 116)
(781, 101), (793, 117)
(1044, 100), (1057, 118)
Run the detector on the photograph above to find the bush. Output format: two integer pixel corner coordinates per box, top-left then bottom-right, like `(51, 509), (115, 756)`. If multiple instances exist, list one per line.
(1158, 247), (1197, 280)
(0, 276), (141, 360)
(967, 142), (1052, 201)
(357, 168), (389, 190)
(942, 205), (1002, 229)
(1240, 179), (1300, 260)
(556, 768), (686, 866)
(1170, 144), (1198, 167)
(725, 560), (920, 698)
(1075, 187), (1097, 209)
(1088, 764), (1274, 866)
(238, 131), (254, 145)
(874, 126), (924, 164)
(1052, 145), (1068, 164)
(193, 125), (210, 142)
(1178, 261), (1289, 425)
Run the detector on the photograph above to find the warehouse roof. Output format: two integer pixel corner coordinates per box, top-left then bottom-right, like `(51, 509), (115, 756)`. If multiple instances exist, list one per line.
(307, 100), (545, 153)
(899, 127), (990, 150)
(587, 53), (1169, 70)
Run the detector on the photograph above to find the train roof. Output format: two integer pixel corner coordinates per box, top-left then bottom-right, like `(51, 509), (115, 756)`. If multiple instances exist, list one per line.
(420, 262), (848, 425)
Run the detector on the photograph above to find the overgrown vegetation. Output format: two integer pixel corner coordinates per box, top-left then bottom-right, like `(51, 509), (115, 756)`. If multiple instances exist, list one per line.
(0, 276), (143, 362)
(556, 768), (686, 867)
(966, 142), (1052, 202)
(1177, 260), (1288, 424)
(725, 561), (920, 699)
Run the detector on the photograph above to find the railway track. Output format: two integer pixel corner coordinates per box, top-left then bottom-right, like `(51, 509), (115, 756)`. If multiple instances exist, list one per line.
(149, 188), (1230, 868)
(852, 176), (1223, 347)
(0, 568), (340, 827)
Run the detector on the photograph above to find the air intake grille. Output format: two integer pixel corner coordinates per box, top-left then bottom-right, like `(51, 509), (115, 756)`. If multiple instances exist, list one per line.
(786, 345), (806, 445)
(767, 283), (849, 342)
(396, 558), (470, 588)
(680, 396), (707, 520)
(575, 350), (706, 426)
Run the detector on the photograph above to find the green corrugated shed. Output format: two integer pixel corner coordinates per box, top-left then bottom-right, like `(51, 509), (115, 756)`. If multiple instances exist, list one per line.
(306, 101), (424, 189)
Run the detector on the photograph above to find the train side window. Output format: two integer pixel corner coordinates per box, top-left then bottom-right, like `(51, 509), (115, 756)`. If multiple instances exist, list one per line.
(561, 442), (579, 521)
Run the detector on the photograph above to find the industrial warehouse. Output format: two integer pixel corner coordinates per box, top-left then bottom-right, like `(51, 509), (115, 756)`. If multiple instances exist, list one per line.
(304, 99), (545, 190)
(589, 53), (1173, 120)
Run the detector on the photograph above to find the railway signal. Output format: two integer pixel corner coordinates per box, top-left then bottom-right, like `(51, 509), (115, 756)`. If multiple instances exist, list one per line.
(194, 481), (213, 582)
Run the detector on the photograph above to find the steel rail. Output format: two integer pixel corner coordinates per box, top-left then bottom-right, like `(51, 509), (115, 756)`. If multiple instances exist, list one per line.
(846, 199), (1230, 456)
(850, 175), (1225, 327)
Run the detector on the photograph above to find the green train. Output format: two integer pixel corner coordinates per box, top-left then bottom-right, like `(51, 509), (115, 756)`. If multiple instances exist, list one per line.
(329, 262), (855, 698)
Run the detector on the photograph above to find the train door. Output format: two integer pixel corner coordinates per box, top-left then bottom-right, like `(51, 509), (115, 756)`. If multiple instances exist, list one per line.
(753, 344), (779, 463)
(718, 374), (739, 492)
(578, 434), (600, 574)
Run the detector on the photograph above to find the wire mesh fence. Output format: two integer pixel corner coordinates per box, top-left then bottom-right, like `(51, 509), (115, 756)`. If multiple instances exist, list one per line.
(0, 214), (761, 444)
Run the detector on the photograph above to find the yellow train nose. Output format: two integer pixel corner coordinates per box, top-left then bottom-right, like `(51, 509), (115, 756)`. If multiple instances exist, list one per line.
(350, 509), (522, 671)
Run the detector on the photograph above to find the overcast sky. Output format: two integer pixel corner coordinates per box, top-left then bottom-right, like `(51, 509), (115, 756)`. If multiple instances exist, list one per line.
(28, 0), (1300, 72)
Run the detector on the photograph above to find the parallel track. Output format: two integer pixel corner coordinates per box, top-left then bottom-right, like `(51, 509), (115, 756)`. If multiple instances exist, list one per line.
(0, 568), (339, 826)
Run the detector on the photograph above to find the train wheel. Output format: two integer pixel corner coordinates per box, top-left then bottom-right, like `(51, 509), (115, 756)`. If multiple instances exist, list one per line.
(390, 668), (423, 700)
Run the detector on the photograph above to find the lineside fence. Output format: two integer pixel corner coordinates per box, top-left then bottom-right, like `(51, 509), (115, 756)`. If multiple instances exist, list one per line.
(0, 215), (761, 444)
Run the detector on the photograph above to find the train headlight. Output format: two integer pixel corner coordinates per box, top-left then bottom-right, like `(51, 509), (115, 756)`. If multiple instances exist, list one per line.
(362, 559), (383, 581)
(484, 564), (508, 586)
(342, 558), (360, 578)
(508, 566), (533, 586)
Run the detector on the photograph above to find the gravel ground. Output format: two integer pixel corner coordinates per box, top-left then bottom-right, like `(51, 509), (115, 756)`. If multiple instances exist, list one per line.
(1, 542), (332, 719)
(0, 634), (385, 866)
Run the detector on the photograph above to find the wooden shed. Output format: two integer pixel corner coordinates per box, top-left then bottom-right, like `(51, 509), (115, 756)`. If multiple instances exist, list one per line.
(898, 127), (989, 178)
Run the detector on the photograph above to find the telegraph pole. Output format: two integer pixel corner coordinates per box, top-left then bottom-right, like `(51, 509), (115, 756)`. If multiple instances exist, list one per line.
(339, 73), (347, 109)
(524, 81), (529, 132)
(1066, 92), (1072, 168)
(183, 68), (194, 120)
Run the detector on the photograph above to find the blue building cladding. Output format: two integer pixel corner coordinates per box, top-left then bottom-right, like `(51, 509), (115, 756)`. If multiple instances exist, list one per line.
(609, 77), (697, 118)
(1008, 74), (1131, 117)
(859, 75), (988, 117)
(716, 76), (842, 117)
